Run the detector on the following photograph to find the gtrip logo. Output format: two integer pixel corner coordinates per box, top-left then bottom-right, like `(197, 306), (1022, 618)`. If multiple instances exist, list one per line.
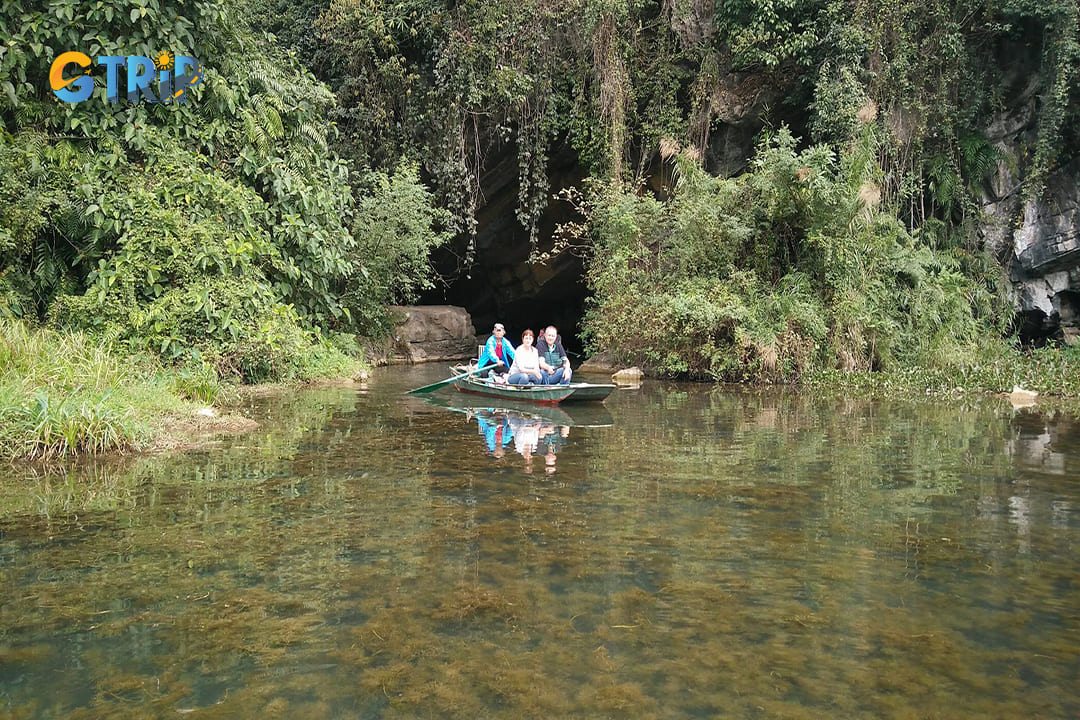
(50, 51), (203, 104)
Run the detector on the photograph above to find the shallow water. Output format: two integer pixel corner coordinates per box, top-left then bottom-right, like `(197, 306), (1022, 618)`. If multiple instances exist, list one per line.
(1, 366), (1077, 719)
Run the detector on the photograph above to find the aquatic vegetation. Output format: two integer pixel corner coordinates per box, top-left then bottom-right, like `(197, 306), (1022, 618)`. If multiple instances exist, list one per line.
(0, 377), (1077, 717)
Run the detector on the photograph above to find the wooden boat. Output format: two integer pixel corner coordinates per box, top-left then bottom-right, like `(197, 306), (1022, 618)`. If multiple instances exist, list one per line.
(452, 374), (615, 404)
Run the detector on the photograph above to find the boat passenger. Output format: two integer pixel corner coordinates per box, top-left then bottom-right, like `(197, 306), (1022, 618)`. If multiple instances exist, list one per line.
(508, 329), (543, 385)
(478, 322), (515, 375)
(537, 325), (572, 385)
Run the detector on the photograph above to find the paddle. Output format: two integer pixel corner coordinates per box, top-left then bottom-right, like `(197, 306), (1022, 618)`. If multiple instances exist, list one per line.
(406, 362), (495, 395)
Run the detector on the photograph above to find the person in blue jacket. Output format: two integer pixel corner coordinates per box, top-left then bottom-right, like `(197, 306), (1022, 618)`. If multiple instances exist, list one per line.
(477, 411), (512, 457)
(478, 322), (515, 374)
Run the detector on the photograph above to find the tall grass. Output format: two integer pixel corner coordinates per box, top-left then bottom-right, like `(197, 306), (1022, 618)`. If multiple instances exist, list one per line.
(0, 321), (190, 460)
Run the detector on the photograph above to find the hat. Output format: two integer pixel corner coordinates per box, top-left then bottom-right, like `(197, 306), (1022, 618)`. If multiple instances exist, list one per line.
(493, 323), (505, 331)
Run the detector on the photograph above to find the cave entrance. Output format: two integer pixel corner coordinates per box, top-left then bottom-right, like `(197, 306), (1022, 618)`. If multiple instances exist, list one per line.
(418, 136), (592, 356)
(419, 251), (590, 359)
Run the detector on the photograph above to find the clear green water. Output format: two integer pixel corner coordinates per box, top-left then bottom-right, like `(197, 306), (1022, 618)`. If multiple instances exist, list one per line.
(1, 366), (1077, 719)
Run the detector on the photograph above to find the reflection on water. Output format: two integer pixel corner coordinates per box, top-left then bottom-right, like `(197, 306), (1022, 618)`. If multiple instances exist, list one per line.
(466, 406), (563, 472)
(427, 395), (612, 474)
(0, 368), (1078, 718)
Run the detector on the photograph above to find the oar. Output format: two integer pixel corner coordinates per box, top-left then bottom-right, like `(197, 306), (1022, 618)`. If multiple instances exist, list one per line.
(406, 363), (494, 395)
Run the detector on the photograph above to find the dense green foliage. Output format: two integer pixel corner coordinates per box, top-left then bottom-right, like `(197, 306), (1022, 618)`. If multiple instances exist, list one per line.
(0, 0), (447, 383)
(2, 0), (1079, 407)
(246, 0), (1078, 245)
(582, 126), (1008, 381)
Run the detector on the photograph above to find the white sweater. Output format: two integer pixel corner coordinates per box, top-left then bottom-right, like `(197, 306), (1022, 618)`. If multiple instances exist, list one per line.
(510, 345), (541, 376)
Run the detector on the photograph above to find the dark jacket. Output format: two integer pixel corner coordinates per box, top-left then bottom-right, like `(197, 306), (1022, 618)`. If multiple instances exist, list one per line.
(536, 334), (567, 369)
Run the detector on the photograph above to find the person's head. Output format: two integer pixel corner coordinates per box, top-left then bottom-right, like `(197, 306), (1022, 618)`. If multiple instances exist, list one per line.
(521, 329), (535, 346)
(544, 326), (558, 346)
(493, 322), (505, 339)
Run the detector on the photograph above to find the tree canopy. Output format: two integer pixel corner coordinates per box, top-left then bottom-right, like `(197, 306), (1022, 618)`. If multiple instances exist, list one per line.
(2, 0), (1077, 381)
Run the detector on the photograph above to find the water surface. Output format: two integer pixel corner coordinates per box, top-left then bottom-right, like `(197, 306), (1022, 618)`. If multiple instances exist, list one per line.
(1, 367), (1077, 718)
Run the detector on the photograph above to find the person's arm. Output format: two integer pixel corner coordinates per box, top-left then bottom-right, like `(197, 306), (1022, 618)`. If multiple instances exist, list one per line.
(478, 336), (496, 367)
(526, 348), (543, 379)
(557, 339), (571, 370)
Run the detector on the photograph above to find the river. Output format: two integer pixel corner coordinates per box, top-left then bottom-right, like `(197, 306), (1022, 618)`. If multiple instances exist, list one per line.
(1, 365), (1077, 718)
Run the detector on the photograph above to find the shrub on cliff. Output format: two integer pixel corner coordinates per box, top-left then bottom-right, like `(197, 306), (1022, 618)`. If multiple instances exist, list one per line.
(582, 126), (1005, 381)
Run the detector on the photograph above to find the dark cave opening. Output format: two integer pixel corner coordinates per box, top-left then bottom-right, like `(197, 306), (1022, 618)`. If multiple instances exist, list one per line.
(418, 135), (592, 358)
(418, 252), (590, 359)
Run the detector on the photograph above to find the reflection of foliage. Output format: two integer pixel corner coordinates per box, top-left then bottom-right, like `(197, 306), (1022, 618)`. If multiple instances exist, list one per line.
(589, 384), (1013, 514)
(0, 384), (364, 514)
(0, 380), (1076, 717)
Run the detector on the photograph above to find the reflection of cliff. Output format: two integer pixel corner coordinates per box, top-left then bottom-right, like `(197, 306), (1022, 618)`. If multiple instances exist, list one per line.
(1006, 411), (1079, 475)
(976, 410), (1079, 555)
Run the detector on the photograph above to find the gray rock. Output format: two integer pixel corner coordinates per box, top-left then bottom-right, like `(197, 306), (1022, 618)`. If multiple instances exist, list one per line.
(612, 367), (644, 386)
(981, 86), (1080, 343)
(374, 305), (479, 364)
(577, 352), (620, 373)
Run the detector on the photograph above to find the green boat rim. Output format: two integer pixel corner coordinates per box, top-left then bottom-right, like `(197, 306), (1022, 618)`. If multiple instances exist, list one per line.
(452, 375), (613, 404)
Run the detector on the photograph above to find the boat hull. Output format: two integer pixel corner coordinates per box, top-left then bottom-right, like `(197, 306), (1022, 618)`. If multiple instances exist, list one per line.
(561, 382), (616, 402)
(453, 377), (614, 404)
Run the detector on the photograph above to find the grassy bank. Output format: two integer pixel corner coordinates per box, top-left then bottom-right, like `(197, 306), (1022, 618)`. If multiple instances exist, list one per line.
(804, 344), (1080, 400)
(0, 320), (193, 460)
(0, 320), (367, 461)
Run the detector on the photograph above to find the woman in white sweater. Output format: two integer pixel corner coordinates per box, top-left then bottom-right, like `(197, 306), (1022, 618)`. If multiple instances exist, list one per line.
(508, 329), (543, 385)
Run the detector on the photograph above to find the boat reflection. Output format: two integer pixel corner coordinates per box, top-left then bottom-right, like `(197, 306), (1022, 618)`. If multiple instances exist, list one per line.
(427, 397), (613, 473)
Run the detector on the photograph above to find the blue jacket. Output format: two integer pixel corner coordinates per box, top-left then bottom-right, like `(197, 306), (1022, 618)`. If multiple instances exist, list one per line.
(478, 334), (515, 368)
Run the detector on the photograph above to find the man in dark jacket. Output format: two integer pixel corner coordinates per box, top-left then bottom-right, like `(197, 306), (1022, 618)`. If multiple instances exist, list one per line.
(536, 325), (571, 385)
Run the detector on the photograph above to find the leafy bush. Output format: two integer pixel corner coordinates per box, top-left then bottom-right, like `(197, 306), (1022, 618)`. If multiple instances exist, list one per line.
(0, 1), (433, 381)
(343, 162), (452, 335)
(582, 126), (1006, 382)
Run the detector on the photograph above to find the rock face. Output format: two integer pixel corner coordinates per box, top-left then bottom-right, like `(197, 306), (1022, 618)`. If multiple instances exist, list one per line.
(577, 352), (620, 374)
(377, 305), (479, 364)
(1008, 176), (1080, 344)
(981, 66), (1080, 344)
(976, 36), (1080, 344)
(611, 367), (644, 386)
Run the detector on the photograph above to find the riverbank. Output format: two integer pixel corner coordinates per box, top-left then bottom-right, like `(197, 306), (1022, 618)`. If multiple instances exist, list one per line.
(6, 318), (1080, 462)
(0, 321), (367, 461)
(803, 344), (1080, 404)
(588, 342), (1080, 401)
